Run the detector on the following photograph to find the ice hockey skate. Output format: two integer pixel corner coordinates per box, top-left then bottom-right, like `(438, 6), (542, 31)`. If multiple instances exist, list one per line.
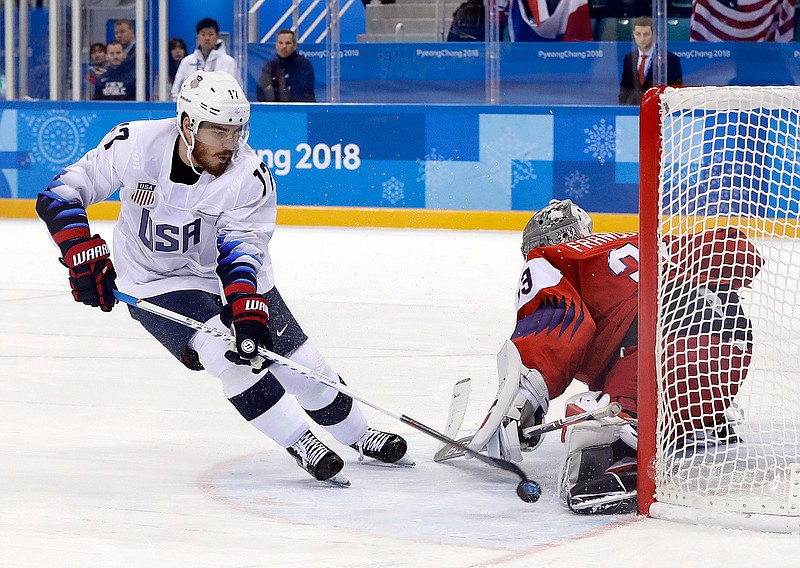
(287, 430), (350, 486)
(567, 469), (638, 515)
(668, 406), (744, 461)
(351, 428), (415, 467)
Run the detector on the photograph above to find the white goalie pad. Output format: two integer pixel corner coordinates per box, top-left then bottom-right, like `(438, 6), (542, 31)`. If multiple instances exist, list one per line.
(558, 391), (638, 507)
(468, 340), (550, 462)
(562, 391), (637, 450)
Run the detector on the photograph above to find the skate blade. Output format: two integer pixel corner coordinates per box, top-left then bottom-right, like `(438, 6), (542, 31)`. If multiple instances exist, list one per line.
(324, 472), (351, 487)
(356, 454), (417, 467)
(568, 491), (637, 514)
(394, 455), (416, 467)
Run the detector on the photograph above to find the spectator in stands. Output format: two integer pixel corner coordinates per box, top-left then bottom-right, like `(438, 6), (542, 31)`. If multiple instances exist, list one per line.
(167, 37), (188, 91)
(114, 19), (136, 58)
(114, 18), (150, 99)
(85, 42), (107, 99)
(257, 29), (316, 103)
(171, 18), (238, 101)
(94, 41), (135, 101)
(447, 0), (485, 42)
(619, 16), (683, 106)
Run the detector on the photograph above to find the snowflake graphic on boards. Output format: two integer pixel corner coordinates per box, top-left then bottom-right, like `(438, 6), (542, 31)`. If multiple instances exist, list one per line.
(382, 176), (405, 204)
(564, 171), (590, 201)
(512, 160), (537, 188)
(483, 127), (538, 190)
(416, 148), (449, 185)
(583, 118), (615, 165)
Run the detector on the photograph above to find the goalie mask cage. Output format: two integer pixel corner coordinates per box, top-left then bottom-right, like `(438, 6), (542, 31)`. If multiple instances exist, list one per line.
(639, 86), (800, 533)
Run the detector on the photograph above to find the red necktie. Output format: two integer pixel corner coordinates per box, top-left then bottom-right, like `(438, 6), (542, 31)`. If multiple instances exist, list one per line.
(638, 54), (648, 85)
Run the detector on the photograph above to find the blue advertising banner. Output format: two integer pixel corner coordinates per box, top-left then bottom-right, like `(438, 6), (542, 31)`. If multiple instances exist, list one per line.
(0, 102), (641, 215)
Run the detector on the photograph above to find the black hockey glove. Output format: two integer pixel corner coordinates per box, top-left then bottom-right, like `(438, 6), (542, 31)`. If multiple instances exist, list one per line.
(61, 235), (117, 312)
(220, 294), (273, 372)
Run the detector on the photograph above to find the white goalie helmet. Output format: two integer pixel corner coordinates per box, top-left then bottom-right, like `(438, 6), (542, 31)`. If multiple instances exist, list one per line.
(176, 70), (250, 141)
(521, 199), (593, 257)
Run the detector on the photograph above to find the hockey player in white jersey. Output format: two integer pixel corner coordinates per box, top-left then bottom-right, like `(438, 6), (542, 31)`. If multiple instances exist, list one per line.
(36, 70), (412, 486)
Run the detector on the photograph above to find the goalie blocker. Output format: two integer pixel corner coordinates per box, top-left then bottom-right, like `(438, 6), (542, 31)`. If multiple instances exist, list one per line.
(468, 341), (549, 463)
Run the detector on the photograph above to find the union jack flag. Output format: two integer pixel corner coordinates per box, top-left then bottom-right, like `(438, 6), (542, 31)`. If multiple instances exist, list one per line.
(503, 0), (593, 42)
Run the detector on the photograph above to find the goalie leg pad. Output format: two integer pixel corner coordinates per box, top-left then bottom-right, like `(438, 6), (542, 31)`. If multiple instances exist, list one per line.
(561, 391), (638, 450)
(561, 442), (637, 514)
(559, 403), (638, 514)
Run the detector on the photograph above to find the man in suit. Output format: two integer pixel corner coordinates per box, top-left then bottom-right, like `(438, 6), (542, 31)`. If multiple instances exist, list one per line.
(619, 16), (683, 106)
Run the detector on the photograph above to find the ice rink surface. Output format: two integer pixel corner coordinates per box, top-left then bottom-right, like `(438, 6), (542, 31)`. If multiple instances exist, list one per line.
(1, 218), (798, 567)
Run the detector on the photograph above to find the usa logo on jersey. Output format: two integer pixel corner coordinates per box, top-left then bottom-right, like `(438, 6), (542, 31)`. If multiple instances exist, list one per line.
(131, 181), (157, 208)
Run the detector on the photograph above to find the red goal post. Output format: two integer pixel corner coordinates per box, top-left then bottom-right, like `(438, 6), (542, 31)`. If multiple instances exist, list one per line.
(638, 86), (800, 532)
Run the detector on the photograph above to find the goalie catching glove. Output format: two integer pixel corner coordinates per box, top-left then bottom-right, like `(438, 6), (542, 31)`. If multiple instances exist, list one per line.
(468, 340), (550, 462)
(220, 294), (273, 372)
(558, 391), (638, 515)
(61, 235), (117, 312)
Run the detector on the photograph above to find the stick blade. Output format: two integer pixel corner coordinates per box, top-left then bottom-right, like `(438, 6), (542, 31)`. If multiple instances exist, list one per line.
(433, 435), (474, 462)
(433, 378), (471, 461)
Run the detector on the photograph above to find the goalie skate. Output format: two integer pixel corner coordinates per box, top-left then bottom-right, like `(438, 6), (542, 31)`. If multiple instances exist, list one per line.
(670, 407), (743, 460)
(351, 428), (415, 466)
(567, 470), (638, 515)
(287, 430), (350, 487)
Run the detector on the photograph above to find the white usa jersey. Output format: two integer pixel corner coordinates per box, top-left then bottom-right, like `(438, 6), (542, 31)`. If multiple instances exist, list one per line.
(47, 118), (277, 299)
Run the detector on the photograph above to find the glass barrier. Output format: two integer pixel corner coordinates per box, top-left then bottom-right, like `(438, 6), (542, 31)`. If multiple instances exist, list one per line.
(1, 0), (161, 101)
(1, 0), (799, 104)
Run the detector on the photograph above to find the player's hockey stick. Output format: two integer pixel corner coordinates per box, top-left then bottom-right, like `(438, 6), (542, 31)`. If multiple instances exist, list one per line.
(433, 401), (623, 462)
(113, 291), (543, 503)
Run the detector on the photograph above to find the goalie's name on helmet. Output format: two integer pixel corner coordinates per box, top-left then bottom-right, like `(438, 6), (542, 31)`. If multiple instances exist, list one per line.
(562, 231), (637, 254)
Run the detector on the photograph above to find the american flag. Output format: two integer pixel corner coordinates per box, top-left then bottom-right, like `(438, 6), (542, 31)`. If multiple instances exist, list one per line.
(691, 0), (797, 42)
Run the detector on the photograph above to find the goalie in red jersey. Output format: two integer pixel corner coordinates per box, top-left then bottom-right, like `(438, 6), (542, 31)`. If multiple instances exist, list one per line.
(467, 199), (761, 514)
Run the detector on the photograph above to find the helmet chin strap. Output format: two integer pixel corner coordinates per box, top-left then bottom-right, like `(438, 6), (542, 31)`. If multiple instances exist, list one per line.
(178, 124), (203, 176)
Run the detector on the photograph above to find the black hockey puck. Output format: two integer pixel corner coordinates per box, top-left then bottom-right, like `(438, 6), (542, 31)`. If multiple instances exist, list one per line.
(516, 480), (541, 503)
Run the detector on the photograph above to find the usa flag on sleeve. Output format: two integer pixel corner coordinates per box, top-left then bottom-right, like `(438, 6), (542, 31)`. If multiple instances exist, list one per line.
(690, 0), (796, 42)
(506, 0), (593, 42)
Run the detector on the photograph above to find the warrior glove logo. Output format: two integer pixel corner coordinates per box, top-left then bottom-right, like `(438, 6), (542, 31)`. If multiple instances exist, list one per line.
(71, 243), (110, 266)
(244, 299), (269, 314)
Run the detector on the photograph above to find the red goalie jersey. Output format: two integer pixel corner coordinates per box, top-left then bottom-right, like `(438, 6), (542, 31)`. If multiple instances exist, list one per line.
(511, 227), (762, 419)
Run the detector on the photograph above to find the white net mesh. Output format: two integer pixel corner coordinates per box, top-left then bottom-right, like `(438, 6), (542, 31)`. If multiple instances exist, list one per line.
(655, 87), (800, 517)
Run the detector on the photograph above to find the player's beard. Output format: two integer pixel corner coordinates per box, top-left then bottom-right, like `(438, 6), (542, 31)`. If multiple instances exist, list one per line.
(192, 140), (233, 177)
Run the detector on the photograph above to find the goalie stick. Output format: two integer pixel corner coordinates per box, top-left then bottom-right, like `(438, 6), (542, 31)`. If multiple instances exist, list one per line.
(434, 399), (622, 462)
(113, 291), (543, 503)
(434, 378), (472, 460)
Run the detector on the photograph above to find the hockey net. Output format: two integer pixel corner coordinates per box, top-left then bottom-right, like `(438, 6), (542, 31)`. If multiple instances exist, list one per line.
(639, 86), (800, 531)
